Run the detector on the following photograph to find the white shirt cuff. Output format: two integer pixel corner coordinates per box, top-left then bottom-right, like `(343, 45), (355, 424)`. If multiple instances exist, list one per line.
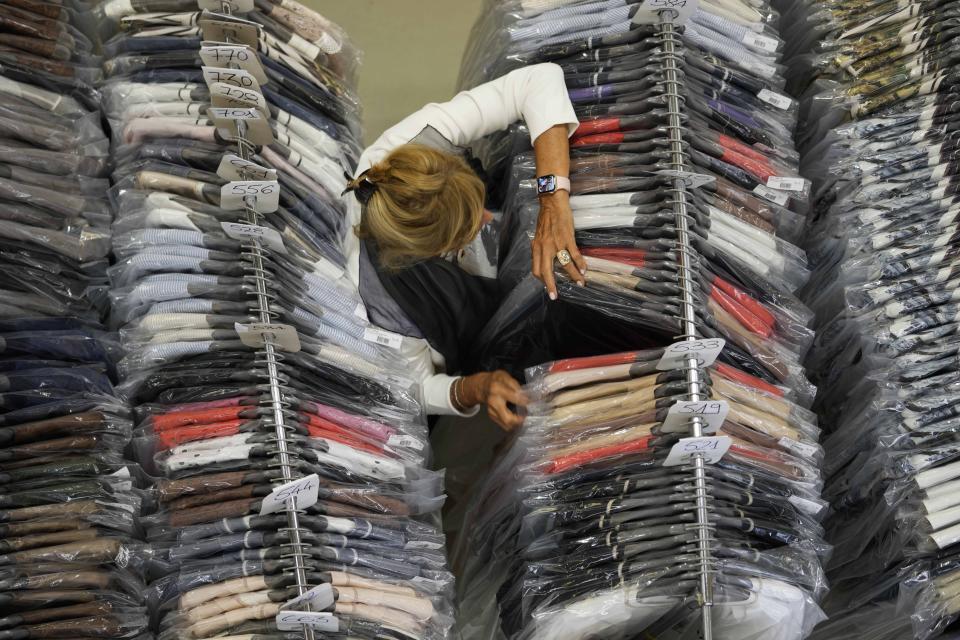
(423, 373), (481, 417)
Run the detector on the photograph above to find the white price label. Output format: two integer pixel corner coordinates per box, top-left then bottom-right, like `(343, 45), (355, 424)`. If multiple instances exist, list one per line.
(260, 474), (320, 515)
(632, 0), (699, 25)
(662, 400), (729, 434)
(220, 222), (286, 253)
(235, 322), (301, 352)
(363, 327), (403, 350)
(757, 88), (793, 110)
(217, 154), (276, 182)
(741, 32), (779, 53)
(388, 434), (426, 451)
(753, 184), (790, 206)
(210, 83), (267, 114)
(766, 176), (807, 192)
(109, 466), (133, 491)
(198, 0), (254, 12)
(202, 66), (261, 92)
(220, 180), (280, 213)
(664, 436), (732, 466)
(281, 584), (334, 612)
(657, 338), (725, 370)
(199, 14), (260, 48)
(778, 437), (819, 459)
(275, 611), (339, 632)
(199, 42), (266, 84)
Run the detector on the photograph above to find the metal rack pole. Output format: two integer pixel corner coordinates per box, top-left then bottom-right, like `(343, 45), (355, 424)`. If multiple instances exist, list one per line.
(215, 5), (315, 638)
(657, 11), (715, 639)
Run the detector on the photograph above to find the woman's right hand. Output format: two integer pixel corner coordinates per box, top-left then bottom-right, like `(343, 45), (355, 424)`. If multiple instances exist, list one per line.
(460, 370), (528, 431)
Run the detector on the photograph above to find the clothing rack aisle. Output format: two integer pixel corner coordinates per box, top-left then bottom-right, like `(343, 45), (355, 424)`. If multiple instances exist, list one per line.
(0, 3), (150, 640)
(784, 1), (960, 639)
(454, 1), (828, 639)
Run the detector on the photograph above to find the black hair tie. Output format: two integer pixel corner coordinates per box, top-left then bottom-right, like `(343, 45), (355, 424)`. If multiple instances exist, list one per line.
(341, 169), (379, 206)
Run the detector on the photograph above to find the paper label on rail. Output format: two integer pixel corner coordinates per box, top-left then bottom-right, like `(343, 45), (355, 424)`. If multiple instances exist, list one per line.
(656, 169), (715, 188)
(281, 584), (335, 612)
(662, 400), (729, 434)
(363, 327), (403, 350)
(220, 221), (286, 253)
(757, 88), (793, 110)
(221, 180), (280, 213)
(275, 611), (339, 632)
(664, 436), (731, 466)
(753, 184), (789, 206)
(217, 154), (276, 181)
(208, 106), (274, 145)
(657, 338), (725, 370)
(199, 42), (266, 84)
(235, 322), (301, 352)
(198, 0), (254, 12)
(631, 0), (699, 25)
(210, 83), (268, 114)
(260, 473), (320, 515)
(199, 13), (260, 48)
(202, 66), (261, 93)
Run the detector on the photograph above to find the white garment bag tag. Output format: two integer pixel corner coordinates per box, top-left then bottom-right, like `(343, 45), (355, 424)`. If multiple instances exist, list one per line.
(757, 89), (793, 111)
(220, 221), (286, 253)
(662, 400), (729, 434)
(664, 436), (732, 466)
(657, 338), (725, 370)
(198, 0), (254, 12)
(632, 0), (699, 25)
(220, 180), (280, 213)
(753, 184), (790, 206)
(217, 154), (276, 181)
(275, 611), (339, 632)
(281, 584), (335, 611)
(199, 42), (266, 84)
(235, 322), (301, 352)
(260, 474), (320, 515)
(363, 327), (404, 350)
(766, 176), (807, 192)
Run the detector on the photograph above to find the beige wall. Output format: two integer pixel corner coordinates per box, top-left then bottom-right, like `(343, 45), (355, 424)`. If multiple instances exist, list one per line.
(304, 0), (484, 144)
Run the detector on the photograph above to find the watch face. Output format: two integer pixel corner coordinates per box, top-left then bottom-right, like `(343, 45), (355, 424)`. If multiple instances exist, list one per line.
(538, 175), (556, 193)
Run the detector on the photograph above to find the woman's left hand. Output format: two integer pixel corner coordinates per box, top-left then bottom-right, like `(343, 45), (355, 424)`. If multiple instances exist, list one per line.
(532, 190), (586, 300)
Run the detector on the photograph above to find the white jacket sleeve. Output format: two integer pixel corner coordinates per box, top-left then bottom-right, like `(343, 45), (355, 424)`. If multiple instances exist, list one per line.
(355, 62), (578, 174)
(351, 63), (577, 417)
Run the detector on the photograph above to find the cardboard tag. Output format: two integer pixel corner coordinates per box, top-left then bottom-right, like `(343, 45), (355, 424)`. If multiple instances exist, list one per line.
(202, 66), (261, 92)
(663, 436), (732, 466)
(657, 169), (715, 188)
(363, 327), (403, 350)
(757, 88), (793, 110)
(275, 611), (339, 632)
(217, 154), (276, 181)
(631, 0), (699, 25)
(210, 83), (268, 115)
(753, 184), (789, 206)
(281, 584), (335, 612)
(766, 176), (807, 192)
(260, 474), (320, 515)
(199, 42), (266, 84)
(198, 0), (254, 12)
(662, 400), (729, 435)
(199, 13), (260, 47)
(208, 106), (274, 145)
(220, 180), (280, 213)
(657, 338), (725, 370)
(235, 322), (301, 352)
(220, 222), (286, 253)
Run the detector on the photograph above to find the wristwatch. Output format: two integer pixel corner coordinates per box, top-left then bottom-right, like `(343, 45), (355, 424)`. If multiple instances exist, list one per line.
(537, 174), (571, 195)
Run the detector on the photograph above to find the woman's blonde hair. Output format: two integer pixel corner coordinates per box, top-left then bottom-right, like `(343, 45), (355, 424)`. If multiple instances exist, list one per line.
(348, 143), (485, 269)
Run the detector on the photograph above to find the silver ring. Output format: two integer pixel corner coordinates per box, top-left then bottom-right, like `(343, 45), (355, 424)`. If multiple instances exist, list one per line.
(556, 249), (572, 266)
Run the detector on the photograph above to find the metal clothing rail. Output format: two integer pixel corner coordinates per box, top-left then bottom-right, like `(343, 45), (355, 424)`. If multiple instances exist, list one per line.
(215, 3), (316, 639)
(657, 9), (716, 639)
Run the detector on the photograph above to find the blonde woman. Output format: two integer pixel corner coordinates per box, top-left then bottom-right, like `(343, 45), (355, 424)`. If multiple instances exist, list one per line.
(342, 63), (582, 430)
